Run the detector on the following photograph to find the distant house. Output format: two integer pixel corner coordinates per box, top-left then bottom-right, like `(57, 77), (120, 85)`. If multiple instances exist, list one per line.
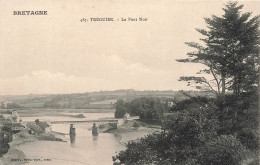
(11, 110), (20, 123)
(168, 101), (175, 107)
(123, 113), (139, 123)
(0, 110), (21, 123)
(123, 113), (130, 123)
(124, 113), (130, 119)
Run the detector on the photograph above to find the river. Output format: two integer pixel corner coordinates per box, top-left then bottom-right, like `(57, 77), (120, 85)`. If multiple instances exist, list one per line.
(18, 113), (125, 165)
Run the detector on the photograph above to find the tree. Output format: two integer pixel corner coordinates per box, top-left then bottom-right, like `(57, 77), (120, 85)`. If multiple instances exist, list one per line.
(178, 2), (259, 96)
(35, 119), (40, 125)
(6, 102), (22, 109)
(114, 100), (127, 118)
(114, 97), (166, 123)
(113, 99), (220, 165)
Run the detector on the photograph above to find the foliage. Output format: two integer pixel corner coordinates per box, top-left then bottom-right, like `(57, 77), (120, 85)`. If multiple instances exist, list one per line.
(6, 103), (22, 109)
(27, 122), (45, 134)
(198, 135), (248, 165)
(113, 91), (258, 164)
(2, 122), (12, 133)
(114, 97), (166, 122)
(113, 2), (260, 164)
(0, 143), (10, 157)
(4, 110), (12, 114)
(114, 98), (220, 164)
(43, 101), (61, 109)
(29, 120), (50, 133)
(35, 119), (40, 124)
(177, 2), (259, 96)
(37, 122), (49, 131)
(112, 133), (165, 165)
(114, 100), (127, 118)
(216, 91), (259, 150)
(169, 96), (213, 112)
(0, 121), (13, 157)
(133, 121), (140, 128)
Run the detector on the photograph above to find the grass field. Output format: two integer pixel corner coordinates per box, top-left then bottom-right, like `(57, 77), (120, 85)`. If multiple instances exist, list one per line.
(0, 108), (115, 117)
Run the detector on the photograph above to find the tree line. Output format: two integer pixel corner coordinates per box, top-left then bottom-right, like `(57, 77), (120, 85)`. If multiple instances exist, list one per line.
(115, 97), (168, 123)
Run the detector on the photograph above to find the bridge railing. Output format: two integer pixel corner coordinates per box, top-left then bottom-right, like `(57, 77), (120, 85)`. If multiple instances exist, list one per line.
(50, 119), (118, 124)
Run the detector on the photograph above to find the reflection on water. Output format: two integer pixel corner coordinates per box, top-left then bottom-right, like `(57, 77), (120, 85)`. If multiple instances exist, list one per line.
(70, 134), (76, 147)
(92, 135), (98, 141)
(21, 113), (125, 165)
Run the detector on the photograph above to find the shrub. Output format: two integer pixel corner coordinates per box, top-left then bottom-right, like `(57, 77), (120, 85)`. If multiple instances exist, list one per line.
(37, 122), (49, 130)
(0, 143), (10, 157)
(133, 121), (140, 128)
(248, 156), (259, 165)
(27, 123), (44, 134)
(113, 94), (259, 165)
(198, 135), (248, 165)
(113, 133), (164, 164)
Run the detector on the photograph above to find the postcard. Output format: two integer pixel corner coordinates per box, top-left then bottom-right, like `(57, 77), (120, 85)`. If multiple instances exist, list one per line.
(0, 0), (259, 164)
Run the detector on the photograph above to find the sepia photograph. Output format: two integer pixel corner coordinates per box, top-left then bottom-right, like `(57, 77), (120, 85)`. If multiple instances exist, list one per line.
(0, 0), (259, 164)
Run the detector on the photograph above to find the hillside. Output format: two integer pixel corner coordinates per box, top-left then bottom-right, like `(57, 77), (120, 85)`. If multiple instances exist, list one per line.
(0, 90), (215, 109)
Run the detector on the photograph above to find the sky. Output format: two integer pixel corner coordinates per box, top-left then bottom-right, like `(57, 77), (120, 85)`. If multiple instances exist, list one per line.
(0, 0), (259, 95)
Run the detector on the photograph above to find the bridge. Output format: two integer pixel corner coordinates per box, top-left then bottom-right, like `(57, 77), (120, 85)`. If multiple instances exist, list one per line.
(21, 119), (118, 136)
(50, 119), (118, 124)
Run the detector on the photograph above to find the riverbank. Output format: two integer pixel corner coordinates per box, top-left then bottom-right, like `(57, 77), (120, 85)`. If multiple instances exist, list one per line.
(0, 133), (36, 165)
(0, 129), (65, 165)
(0, 118), (161, 165)
(107, 120), (161, 144)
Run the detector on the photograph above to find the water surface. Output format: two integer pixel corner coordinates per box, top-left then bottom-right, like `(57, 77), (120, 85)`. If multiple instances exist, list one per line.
(19, 113), (125, 165)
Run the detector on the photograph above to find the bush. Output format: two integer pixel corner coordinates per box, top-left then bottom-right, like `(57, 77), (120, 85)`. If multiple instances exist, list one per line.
(37, 122), (49, 130)
(114, 104), (220, 164)
(198, 135), (248, 165)
(0, 143), (10, 157)
(133, 121), (140, 128)
(27, 123), (44, 134)
(113, 133), (164, 164)
(248, 156), (259, 165)
(113, 94), (259, 165)
(237, 128), (259, 151)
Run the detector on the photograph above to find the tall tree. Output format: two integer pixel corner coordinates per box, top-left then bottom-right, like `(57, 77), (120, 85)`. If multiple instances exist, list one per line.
(114, 100), (127, 118)
(178, 2), (259, 96)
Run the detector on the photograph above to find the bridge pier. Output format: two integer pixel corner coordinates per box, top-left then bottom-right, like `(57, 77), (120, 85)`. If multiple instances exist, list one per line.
(92, 123), (98, 136)
(69, 124), (76, 135)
